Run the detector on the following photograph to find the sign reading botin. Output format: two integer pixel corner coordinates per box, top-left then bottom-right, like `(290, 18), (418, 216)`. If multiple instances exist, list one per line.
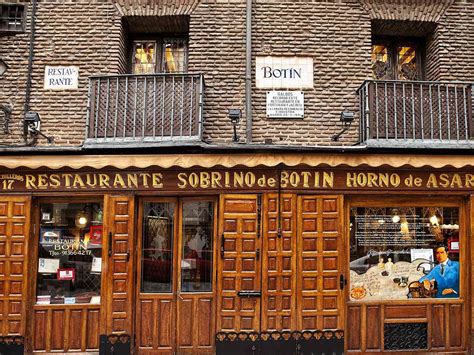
(256, 57), (313, 89)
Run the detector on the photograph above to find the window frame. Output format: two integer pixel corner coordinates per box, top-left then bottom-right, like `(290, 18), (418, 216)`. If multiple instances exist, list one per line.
(31, 197), (106, 307)
(0, 4), (26, 34)
(346, 195), (466, 304)
(130, 36), (189, 74)
(372, 36), (426, 81)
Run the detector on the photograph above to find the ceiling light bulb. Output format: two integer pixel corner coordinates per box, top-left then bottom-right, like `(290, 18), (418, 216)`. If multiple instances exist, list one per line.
(392, 215), (400, 223)
(78, 216), (87, 225)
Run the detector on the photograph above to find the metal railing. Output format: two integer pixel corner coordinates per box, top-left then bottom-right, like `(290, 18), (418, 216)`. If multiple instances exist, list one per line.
(86, 73), (204, 144)
(358, 80), (473, 147)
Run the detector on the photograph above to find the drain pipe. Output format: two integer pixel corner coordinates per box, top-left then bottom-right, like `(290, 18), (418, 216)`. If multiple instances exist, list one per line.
(245, 0), (252, 143)
(23, 0), (38, 142)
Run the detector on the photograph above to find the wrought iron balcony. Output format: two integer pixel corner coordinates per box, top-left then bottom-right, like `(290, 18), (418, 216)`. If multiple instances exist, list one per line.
(358, 80), (473, 148)
(85, 74), (204, 146)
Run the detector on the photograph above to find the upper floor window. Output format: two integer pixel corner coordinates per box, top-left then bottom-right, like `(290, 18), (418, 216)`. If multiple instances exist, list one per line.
(372, 39), (423, 81)
(132, 38), (188, 74)
(0, 4), (25, 34)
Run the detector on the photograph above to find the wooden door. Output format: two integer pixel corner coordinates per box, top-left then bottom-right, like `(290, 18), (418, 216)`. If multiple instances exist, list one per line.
(297, 195), (345, 330)
(104, 194), (135, 335)
(261, 193), (297, 331)
(136, 198), (177, 353)
(218, 194), (345, 335)
(217, 194), (262, 332)
(0, 196), (30, 337)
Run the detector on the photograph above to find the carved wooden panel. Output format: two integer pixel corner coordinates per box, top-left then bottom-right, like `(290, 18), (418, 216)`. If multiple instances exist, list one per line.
(347, 302), (466, 353)
(32, 305), (100, 352)
(217, 194), (261, 332)
(136, 295), (175, 351)
(104, 195), (135, 334)
(0, 196), (30, 336)
(261, 193), (297, 331)
(177, 295), (214, 353)
(297, 195), (343, 330)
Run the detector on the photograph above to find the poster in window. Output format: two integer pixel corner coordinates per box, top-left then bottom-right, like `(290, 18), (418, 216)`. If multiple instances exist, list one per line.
(57, 268), (75, 281)
(89, 225), (102, 245)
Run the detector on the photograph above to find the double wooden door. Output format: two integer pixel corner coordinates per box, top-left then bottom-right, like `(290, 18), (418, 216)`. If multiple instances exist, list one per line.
(217, 193), (345, 333)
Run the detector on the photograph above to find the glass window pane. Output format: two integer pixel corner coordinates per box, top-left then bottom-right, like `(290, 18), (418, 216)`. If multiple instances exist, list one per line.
(397, 45), (418, 80)
(162, 39), (187, 73)
(36, 202), (103, 305)
(141, 202), (174, 293)
(350, 206), (460, 301)
(181, 201), (214, 292)
(132, 41), (157, 74)
(371, 44), (392, 79)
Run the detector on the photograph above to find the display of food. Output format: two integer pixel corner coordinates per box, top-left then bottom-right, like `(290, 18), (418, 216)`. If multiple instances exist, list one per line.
(350, 286), (367, 300)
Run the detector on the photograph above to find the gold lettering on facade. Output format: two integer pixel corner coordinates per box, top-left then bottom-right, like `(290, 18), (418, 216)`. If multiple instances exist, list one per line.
(50, 174), (61, 188)
(63, 173), (73, 187)
(99, 174), (110, 188)
(25, 175), (36, 189)
(38, 174), (49, 188)
(139, 173), (151, 187)
(152, 173), (163, 188)
(73, 174), (86, 188)
(127, 174), (138, 188)
(211, 172), (222, 188)
(113, 174), (126, 188)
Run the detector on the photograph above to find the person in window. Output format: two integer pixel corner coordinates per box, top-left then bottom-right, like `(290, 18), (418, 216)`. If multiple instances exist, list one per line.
(418, 244), (459, 298)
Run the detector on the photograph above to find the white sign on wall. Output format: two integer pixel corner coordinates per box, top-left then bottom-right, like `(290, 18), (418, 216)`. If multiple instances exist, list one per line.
(256, 57), (313, 89)
(44, 66), (79, 90)
(266, 91), (304, 118)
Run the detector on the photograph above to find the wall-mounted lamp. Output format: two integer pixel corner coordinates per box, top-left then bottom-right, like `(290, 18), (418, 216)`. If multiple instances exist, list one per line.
(331, 111), (355, 141)
(24, 111), (54, 143)
(0, 59), (8, 76)
(228, 108), (241, 142)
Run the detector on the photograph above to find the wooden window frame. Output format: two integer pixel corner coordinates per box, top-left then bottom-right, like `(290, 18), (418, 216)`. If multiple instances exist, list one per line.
(372, 36), (426, 80)
(346, 195), (467, 304)
(130, 36), (189, 74)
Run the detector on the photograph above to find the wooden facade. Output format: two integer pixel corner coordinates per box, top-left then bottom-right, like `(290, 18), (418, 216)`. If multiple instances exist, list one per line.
(0, 156), (471, 354)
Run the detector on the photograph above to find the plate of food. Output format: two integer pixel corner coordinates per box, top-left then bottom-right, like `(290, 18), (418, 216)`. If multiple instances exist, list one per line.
(350, 286), (367, 300)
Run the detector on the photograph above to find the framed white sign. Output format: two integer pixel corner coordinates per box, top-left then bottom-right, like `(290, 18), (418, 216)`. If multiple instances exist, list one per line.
(266, 91), (304, 118)
(256, 57), (313, 89)
(44, 66), (79, 90)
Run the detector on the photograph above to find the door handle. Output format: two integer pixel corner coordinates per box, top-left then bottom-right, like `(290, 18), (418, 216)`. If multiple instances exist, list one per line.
(237, 291), (262, 298)
(220, 233), (225, 258)
(339, 274), (347, 290)
(108, 232), (113, 257)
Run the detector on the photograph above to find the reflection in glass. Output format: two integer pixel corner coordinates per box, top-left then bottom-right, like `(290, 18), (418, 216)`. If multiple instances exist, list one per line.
(162, 39), (187, 73)
(371, 44), (391, 79)
(397, 46), (418, 80)
(36, 202), (103, 305)
(132, 41), (157, 74)
(141, 202), (174, 293)
(181, 201), (214, 292)
(349, 206), (459, 301)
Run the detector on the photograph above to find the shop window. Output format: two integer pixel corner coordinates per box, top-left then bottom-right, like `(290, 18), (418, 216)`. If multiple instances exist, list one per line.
(349, 206), (460, 302)
(141, 202), (175, 293)
(132, 38), (188, 74)
(181, 201), (214, 292)
(36, 202), (103, 305)
(371, 39), (424, 80)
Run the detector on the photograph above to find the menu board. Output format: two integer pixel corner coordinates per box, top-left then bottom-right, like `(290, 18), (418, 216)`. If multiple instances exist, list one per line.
(354, 214), (437, 247)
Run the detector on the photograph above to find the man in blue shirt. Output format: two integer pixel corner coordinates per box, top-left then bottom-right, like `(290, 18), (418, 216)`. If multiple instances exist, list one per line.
(419, 245), (459, 298)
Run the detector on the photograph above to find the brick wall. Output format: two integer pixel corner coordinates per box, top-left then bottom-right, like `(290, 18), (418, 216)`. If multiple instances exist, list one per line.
(0, 0), (473, 147)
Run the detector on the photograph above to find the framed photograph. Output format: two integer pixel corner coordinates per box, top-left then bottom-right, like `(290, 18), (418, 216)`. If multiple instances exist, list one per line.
(38, 258), (60, 273)
(57, 268), (75, 281)
(89, 225), (103, 245)
(449, 239), (460, 253)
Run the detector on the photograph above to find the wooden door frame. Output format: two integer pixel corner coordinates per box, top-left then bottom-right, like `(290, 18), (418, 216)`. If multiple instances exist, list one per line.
(345, 195), (470, 353)
(135, 196), (218, 353)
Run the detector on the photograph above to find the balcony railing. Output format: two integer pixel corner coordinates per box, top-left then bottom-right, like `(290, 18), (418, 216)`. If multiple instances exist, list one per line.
(358, 80), (473, 147)
(86, 74), (204, 145)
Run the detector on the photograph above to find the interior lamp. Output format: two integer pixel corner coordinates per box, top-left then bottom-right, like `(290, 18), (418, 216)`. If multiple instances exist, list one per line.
(75, 212), (88, 228)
